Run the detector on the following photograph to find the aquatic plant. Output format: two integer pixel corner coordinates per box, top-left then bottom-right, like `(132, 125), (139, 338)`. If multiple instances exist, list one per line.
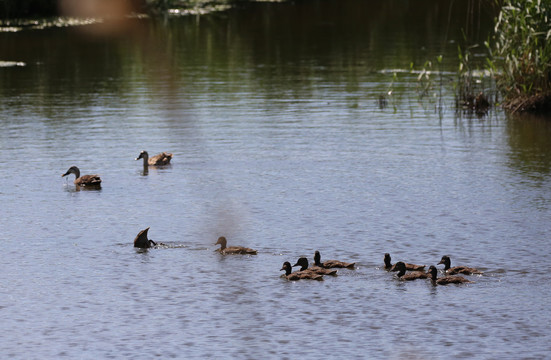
(456, 42), (493, 115)
(487, 0), (551, 112)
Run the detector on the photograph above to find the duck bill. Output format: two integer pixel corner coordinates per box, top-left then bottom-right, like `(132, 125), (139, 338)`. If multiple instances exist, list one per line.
(437, 260), (444, 265)
(61, 172), (69, 177)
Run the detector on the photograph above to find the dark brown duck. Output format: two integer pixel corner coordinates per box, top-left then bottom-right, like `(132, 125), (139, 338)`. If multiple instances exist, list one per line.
(384, 253), (425, 271)
(215, 236), (257, 255)
(438, 255), (482, 275)
(62, 166), (101, 187)
(428, 265), (473, 285)
(293, 257), (337, 276)
(393, 261), (430, 281)
(314, 251), (355, 269)
(133, 227), (158, 248)
(280, 262), (323, 281)
(135, 150), (173, 166)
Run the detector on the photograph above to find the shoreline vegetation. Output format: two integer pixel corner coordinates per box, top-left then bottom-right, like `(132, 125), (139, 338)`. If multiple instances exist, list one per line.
(487, 0), (551, 113)
(1, 0), (549, 114)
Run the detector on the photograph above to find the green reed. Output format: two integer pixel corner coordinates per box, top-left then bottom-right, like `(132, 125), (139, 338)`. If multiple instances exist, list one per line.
(487, 0), (551, 99)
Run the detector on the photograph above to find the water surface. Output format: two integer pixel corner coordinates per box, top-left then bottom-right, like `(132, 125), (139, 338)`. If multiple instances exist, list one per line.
(1, 1), (550, 359)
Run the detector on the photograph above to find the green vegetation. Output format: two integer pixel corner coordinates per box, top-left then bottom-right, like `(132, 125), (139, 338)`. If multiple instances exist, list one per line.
(487, 0), (551, 112)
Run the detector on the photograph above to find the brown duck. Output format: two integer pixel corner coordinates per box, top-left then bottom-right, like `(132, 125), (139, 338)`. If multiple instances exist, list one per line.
(438, 255), (482, 275)
(293, 257), (337, 276)
(384, 253), (425, 271)
(215, 236), (257, 255)
(314, 251), (355, 269)
(62, 166), (101, 187)
(135, 150), (173, 166)
(133, 227), (158, 248)
(428, 265), (473, 285)
(280, 262), (323, 281)
(393, 261), (430, 281)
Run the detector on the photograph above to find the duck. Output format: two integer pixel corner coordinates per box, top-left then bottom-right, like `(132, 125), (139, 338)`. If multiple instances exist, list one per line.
(280, 262), (323, 281)
(133, 227), (158, 248)
(438, 255), (482, 275)
(215, 236), (257, 255)
(393, 261), (430, 281)
(135, 150), (173, 166)
(384, 253), (425, 271)
(292, 257), (337, 276)
(61, 166), (101, 187)
(314, 250), (355, 269)
(428, 265), (473, 285)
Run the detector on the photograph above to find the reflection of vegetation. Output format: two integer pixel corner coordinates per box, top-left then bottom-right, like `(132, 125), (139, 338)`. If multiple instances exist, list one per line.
(487, 0), (551, 113)
(0, 0), (495, 112)
(0, 0), (57, 19)
(506, 113), (551, 177)
(456, 43), (492, 115)
(0, 0), (234, 19)
(0, 0), (95, 18)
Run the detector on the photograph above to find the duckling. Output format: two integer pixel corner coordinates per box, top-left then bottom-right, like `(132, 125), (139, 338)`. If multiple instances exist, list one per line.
(314, 250), (355, 269)
(62, 166), (101, 187)
(133, 227), (157, 248)
(428, 265), (472, 285)
(135, 150), (173, 166)
(438, 255), (482, 275)
(393, 262), (430, 281)
(280, 262), (323, 281)
(384, 253), (425, 271)
(215, 236), (257, 255)
(292, 257), (337, 276)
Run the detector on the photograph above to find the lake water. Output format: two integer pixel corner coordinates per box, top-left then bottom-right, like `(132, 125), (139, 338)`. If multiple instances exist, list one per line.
(1, 1), (551, 359)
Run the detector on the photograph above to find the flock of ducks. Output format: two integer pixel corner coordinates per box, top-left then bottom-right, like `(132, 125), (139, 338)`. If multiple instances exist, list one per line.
(133, 225), (480, 286)
(63, 151), (480, 286)
(384, 253), (481, 285)
(281, 252), (480, 285)
(61, 150), (173, 187)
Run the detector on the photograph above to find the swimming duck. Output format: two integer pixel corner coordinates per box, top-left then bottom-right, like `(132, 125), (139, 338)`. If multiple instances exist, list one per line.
(438, 255), (482, 275)
(215, 236), (257, 255)
(393, 262), (430, 281)
(384, 253), (425, 271)
(280, 262), (323, 281)
(133, 227), (157, 248)
(428, 265), (472, 285)
(135, 150), (173, 166)
(293, 257), (337, 276)
(314, 250), (355, 269)
(61, 166), (101, 187)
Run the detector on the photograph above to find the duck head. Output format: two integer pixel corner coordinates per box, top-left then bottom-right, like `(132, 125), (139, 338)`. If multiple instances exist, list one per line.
(428, 265), (438, 281)
(438, 255), (451, 270)
(314, 251), (322, 266)
(384, 253), (392, 268)
(62, 166), (80, 179)
(135, 150), (149, 161)
(292, 257), (309, 271)
(393, 261), (407, 277)
(215, 236), (227, 250)
(280, 261), (292, 275)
